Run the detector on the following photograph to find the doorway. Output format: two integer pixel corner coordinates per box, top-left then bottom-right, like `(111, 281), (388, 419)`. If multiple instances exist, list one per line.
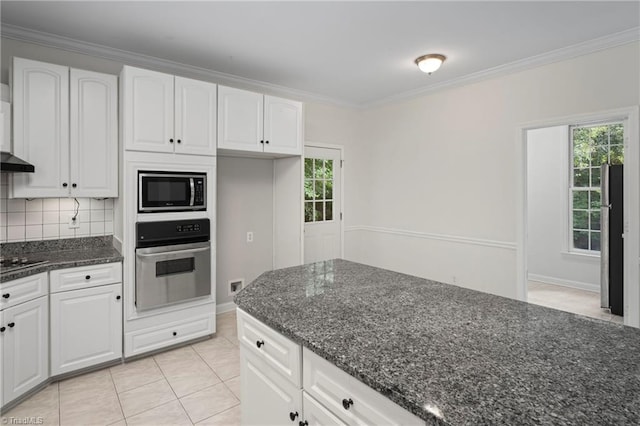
(517, 107), (640, 327)
(303, 144), (343, 264)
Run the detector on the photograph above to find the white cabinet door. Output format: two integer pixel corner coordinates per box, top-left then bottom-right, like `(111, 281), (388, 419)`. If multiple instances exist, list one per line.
(122, 66), (174, 153)
(1, 295), (48, 406)
(264, 95), (302, 156)
(1, 101), (11, 153)
(70, 69), (118, 197)
(12, 57), (69, 198)
(240, 349), (302, 426)
(50, 283), (122, 376)
(217, 86), (263, 152)
(174, 76), (217, 156)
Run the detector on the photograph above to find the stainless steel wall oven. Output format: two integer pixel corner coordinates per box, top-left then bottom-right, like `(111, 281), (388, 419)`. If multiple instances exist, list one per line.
(135, 218), (211, 311)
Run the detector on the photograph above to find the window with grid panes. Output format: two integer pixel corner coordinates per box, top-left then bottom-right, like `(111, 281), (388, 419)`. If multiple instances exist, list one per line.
(304, 158), (334, 222)
(570, 122), (624, 252)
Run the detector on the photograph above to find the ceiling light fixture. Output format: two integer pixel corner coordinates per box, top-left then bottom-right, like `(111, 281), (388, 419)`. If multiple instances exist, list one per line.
(415, 54), (446, 74)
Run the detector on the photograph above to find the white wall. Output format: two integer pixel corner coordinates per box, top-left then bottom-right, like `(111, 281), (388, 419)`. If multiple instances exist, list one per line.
(216, 157), (274, 306)
(350, 42), (639, 298)
(526, 126), (600, 291)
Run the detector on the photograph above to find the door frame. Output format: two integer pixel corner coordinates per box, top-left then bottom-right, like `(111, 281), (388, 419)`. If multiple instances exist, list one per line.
(303, 141), (345, 260)
(516, 106), (640, 327)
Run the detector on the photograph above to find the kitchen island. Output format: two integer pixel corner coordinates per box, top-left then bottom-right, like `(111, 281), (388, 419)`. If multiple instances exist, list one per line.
(234, 259), (640, 425)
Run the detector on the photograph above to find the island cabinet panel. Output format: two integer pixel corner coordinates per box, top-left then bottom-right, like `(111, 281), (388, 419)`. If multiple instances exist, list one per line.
(237, 308), (301, 386)
(302, 391), (346, 426)
(303, 347), (424, 426)
(240, 349), (302, 426)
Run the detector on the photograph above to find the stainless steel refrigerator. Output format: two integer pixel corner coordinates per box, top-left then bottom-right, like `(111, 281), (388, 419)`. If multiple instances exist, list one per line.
(600, 164), (623, 316)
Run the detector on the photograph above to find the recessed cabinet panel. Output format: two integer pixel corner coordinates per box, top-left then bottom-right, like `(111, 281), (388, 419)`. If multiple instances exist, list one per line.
(175, 76), (217, 156)
(12, 58), (69, 198)
(264, 96), (302, 155)
(1, 295), (48, 405)
(0, 272), (48, 311)
(240, 349), (302, 426)
(217, 86), (263, 152)
(1, 101), (11, 153)
(70, 69), (118, 197)
(50, 283), (122, 375)
(123, 66), (174, 153)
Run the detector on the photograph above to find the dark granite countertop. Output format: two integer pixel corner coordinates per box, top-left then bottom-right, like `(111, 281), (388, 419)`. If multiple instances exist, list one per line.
(234, 259), (640, 425)
(0, 236), (123, 283)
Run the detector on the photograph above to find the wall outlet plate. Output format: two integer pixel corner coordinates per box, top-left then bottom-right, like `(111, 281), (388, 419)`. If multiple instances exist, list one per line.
(68, 215), (80, 229)
(246, 231), (254, 243)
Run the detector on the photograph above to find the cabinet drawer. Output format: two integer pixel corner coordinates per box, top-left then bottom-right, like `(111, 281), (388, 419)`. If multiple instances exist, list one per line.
(50, 262), (122, 293)
(0, 272), (48, 310)
(302, 391), (346, 426)
(303, 348), (424, 426)
(126, 313), (214, 357)
(237, 308), (301, 387)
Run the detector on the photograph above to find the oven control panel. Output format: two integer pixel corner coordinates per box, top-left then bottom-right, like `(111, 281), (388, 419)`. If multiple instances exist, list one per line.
(136, 218), (210, 248)
(176, 223), (202, 233)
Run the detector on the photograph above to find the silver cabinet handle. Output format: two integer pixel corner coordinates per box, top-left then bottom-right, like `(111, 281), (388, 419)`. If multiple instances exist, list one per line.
(136, 246), (209, 258)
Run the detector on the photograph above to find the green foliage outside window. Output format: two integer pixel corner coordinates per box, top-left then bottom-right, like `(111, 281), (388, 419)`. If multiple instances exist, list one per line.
(570, 123), (623, 251)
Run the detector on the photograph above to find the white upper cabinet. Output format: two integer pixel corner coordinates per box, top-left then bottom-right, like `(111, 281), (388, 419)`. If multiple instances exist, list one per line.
(1, 100), (11, 153)
(217, 86), (263, 152)
(12, 58), (70, 198)
(12, 57), (118, 198)
(122, 66), (174, 153)
(264, 96), (303, 156)
(217, 86), (302, 156)
(70, 69), (118, 198)
(174, 76), (217, 156)
(122, 66), (217, 156)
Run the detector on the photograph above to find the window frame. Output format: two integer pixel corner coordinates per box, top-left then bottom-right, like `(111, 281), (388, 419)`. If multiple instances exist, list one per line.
(568, 120), (624, 254)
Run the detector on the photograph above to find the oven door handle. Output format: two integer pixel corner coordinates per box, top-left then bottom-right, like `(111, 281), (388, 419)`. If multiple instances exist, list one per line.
(136, 246), (209, 259)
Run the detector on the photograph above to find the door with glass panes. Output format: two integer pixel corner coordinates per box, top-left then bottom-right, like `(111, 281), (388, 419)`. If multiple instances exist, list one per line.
(304, 146), (342, 263)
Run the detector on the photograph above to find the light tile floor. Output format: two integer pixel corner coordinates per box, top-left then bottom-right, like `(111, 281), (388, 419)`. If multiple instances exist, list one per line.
(528, 281), (623, 324)
(1, 311), (241, 426)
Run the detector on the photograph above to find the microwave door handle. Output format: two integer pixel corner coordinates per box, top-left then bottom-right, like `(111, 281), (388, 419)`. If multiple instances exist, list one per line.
(137, 246), (209, 258)
(190, 178), (195, 206)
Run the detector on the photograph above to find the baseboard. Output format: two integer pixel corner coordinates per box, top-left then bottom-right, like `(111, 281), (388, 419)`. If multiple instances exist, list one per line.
(216, 301), (237, 314)
(528, 273), (599, 293)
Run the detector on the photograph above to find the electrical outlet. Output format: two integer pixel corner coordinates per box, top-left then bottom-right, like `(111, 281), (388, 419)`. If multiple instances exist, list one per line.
(229, 279), (245, 296)
(68, 215), (80, 229)
(247, 231), (253, 243)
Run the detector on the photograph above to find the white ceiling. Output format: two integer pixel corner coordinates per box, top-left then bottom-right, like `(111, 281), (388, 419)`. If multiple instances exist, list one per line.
(1, 1), (639, 106)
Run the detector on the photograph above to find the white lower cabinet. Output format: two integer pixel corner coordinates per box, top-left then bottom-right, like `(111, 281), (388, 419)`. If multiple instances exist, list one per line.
(50, 283), (122, 375)
(240, 349), (302, 426)
(238, 309), (425, 426)
(1, 295), (48, 406)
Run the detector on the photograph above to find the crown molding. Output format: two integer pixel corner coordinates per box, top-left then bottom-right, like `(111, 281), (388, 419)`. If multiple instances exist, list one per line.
(2, 23), (638, 109)
(365, 27), (640, 109)
(0, 23), (359, 109)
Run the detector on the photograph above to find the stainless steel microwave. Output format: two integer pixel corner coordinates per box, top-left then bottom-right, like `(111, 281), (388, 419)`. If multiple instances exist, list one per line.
(138, 171), (206, 213)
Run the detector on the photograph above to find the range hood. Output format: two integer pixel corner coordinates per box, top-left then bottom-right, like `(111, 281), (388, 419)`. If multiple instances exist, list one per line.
(1, 151), (35, 173)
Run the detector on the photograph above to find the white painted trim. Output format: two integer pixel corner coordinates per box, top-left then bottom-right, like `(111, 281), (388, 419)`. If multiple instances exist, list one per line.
(0, 23), (356, 109)
(216, 301), (237, 314)
(345, 225), (517, 251)
(3, 23), (637, 109)
(366, 28), (640, 108)
(528, 274), (599, 294)
(517, 106), (640, 328)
